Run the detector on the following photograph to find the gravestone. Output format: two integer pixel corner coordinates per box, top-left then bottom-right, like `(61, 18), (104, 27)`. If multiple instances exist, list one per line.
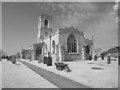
(94, 55), (98, 61)
(47, 56), (52, 66)
(107, 55), (111, 64)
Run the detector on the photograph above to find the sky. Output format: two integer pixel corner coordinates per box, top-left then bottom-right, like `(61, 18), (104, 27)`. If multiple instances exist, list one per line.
(2, 1), (118, 55)
(0, 2), (2, 50)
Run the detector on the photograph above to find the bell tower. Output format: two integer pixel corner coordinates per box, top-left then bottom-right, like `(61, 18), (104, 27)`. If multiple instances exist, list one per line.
(37, 14), (52, 43)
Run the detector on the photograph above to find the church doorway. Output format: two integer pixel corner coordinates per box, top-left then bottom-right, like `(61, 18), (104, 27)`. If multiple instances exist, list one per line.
(35, 47), (42, 60)
(84, 45), (91, 60)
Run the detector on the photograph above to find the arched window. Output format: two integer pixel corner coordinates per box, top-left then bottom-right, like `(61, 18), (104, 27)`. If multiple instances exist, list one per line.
(67, 34), (77, 53)
(44, 19), (48, 28)
(52, 41), (55, 54)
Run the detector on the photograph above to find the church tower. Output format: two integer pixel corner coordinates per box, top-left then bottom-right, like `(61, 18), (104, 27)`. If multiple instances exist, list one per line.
(37, 14), (52, 43)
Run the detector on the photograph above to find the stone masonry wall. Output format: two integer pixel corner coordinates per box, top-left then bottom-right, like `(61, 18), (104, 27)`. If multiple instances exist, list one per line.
(59, 31), (85, 61)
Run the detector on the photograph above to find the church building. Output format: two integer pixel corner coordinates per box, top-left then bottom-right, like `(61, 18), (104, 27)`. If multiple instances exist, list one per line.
(31, 14), (93, 62)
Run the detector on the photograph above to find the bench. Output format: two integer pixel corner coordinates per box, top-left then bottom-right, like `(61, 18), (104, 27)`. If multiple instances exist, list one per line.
(54, 62), (68, 71)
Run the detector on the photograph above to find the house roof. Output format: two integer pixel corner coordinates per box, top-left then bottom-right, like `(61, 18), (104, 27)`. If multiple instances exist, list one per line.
(22, 49), (31, 53)
(101, 46), (120, 54)
(33, 42), (44, 48)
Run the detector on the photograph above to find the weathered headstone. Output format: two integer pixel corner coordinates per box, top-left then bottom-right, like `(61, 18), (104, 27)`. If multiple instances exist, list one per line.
(101, 53), (104, 60)
(94, 55), (98, 61)
(89, 55), (92, 60)
(118, 55), (120, 65)
(47, 56), (52, 66)
(107, 54), (111, 64)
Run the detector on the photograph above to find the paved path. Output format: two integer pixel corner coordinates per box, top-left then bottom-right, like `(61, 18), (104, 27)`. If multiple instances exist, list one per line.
(118, 66), (120, 89)
(20, 61), (89, 89)
(2, 60), (58, 88)
(0, 61), (2, 89)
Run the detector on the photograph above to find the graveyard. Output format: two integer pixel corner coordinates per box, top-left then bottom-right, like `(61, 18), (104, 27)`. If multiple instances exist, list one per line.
(21, 56), (118, 88)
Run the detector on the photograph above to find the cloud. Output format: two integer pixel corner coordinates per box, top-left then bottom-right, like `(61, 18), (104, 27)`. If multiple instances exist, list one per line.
(52, 2), (118, 50)
(52, 2), (98, 29)
(85, 12), (118, 50)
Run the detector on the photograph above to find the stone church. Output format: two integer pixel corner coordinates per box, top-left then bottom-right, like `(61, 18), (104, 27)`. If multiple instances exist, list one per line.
(30, 14), (93, 62)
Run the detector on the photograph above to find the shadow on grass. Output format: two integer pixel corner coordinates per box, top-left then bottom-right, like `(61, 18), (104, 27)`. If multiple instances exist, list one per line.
(91, 67), (104, 70)
(88, 62), (94, 64)
(111, 59), (117, 61)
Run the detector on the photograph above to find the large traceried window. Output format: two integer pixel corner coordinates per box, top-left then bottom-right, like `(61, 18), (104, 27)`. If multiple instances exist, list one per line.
(67, 34), (77, 53)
